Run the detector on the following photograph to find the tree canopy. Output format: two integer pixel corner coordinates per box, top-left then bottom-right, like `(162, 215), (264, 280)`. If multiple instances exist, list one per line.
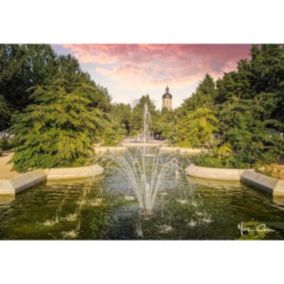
(189, 45), (284, 168)
(1, 44), (283, 169)
(0, 44), (113, 170)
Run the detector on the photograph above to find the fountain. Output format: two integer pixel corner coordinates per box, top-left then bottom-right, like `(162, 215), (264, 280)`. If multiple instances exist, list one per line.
(142, 103), (151, 143)
(101, 103), (181, 216)
(110, 148), (179, 216)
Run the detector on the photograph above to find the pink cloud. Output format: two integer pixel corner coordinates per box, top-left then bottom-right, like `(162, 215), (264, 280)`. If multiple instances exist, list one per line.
(61, 44), (251, 89)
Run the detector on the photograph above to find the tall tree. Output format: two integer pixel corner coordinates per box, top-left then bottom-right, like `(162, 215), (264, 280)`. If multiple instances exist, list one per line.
(176, 107), (218, 147)
(130, 94), (158, 136)
(11, 79), (99, 171)
(180, 74), (216, 114)
(154, 109), (177, 143)
(110, 103), (132, 136)
(0, 44), (57, 110)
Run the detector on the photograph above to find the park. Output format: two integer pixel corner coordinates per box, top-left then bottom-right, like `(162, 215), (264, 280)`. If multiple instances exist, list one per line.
(0, 44), (283, 240)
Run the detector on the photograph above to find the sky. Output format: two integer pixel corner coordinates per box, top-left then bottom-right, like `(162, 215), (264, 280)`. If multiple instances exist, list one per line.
(53, 44), (251, 109)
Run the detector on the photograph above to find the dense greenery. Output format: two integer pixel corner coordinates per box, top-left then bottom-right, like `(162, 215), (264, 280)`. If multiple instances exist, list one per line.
(0, 45), (57, 113)
(188, 45), (284, 168)
(130, 95), (158, 137)
(0, 95), (10, 131)
(146, 45), (284, 168)
(11, 80), (101, 170)
(0, 45), (112, 170)
(0, 44), (283, 170)
(176, 107), (218, 147)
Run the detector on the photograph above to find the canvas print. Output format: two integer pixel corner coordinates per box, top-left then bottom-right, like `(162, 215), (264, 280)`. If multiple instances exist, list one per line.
(0, 44), (283, 240)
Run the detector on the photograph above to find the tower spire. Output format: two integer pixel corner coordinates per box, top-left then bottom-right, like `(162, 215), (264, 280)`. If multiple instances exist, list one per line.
(162, 86), (173, 111)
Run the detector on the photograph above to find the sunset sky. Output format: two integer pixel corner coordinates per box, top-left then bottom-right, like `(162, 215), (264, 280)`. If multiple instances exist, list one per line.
(53, 44), (251, 109)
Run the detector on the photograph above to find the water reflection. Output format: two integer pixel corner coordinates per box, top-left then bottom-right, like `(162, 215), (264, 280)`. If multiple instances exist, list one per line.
(0, 151), (283, 240)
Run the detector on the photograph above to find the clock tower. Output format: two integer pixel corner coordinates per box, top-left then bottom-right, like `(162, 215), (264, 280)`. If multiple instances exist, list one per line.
(162, 86), (173, 111)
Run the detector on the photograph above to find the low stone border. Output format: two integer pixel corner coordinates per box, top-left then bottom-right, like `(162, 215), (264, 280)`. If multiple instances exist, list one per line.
(185, 163), (284, 196)
(241, 170), (284, 196)
(46, 164), (104, 181)
(122, 142), (164, 147)
(185, 163), (251, 181)
(0, 164), (104, 195)
(0, 170), (46, 195)
(94, 146), (127, 153)
(186, 175), (242, 188)
(160, 147), (206, 155)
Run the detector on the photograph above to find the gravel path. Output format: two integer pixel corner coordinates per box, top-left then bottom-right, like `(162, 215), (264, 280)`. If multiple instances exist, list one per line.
(0, 152), (18, 179)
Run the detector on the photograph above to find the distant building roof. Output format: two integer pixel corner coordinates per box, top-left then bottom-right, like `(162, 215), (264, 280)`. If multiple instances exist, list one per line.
(162, 86), (172, 99)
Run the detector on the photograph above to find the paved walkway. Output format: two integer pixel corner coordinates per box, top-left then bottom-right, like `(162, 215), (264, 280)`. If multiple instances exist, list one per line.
(0, 152), (18, 179)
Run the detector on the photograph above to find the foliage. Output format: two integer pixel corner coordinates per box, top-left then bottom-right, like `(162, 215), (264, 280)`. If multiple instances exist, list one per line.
(2, 44), (284, 170)
(102, 123), (125, 146)
(176, 107), (218, 148)
(130, 94), (158, 136)
(179, 74), (216, 114)
(0, 44), (114, 170)
(110, 103), (132, 136)
(0, 44), (57, 112)
(0, 95), (11, 130)
(180, 45), (284, 167)
(11, 80), (101, 171)
(154, 109), (178, 143)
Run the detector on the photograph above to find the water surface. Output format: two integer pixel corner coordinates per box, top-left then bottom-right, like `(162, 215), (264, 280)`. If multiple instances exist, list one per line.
(0, 149), (283, 240)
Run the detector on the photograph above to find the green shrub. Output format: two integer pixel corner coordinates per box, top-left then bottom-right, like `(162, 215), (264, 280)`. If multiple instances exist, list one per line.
(193, 150), (257, 169)
(0, 135), (15, 151)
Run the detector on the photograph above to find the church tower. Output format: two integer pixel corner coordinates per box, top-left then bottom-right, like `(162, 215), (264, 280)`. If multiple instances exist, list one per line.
(162, 86), (173, 111)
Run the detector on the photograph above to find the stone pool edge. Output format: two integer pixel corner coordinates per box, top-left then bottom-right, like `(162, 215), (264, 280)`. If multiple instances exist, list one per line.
(0, 164), (104, 195)
(185, 163), (284, 196)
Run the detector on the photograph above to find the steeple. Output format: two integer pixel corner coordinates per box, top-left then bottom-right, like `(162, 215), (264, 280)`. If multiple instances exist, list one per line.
(162, 86), (173, 111)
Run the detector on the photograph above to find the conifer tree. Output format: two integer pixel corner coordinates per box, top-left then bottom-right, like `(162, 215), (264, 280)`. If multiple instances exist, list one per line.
(11, 79), (99, 171)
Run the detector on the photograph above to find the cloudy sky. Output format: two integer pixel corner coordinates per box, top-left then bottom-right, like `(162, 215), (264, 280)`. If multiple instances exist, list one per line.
(53, 44), (251, 109)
